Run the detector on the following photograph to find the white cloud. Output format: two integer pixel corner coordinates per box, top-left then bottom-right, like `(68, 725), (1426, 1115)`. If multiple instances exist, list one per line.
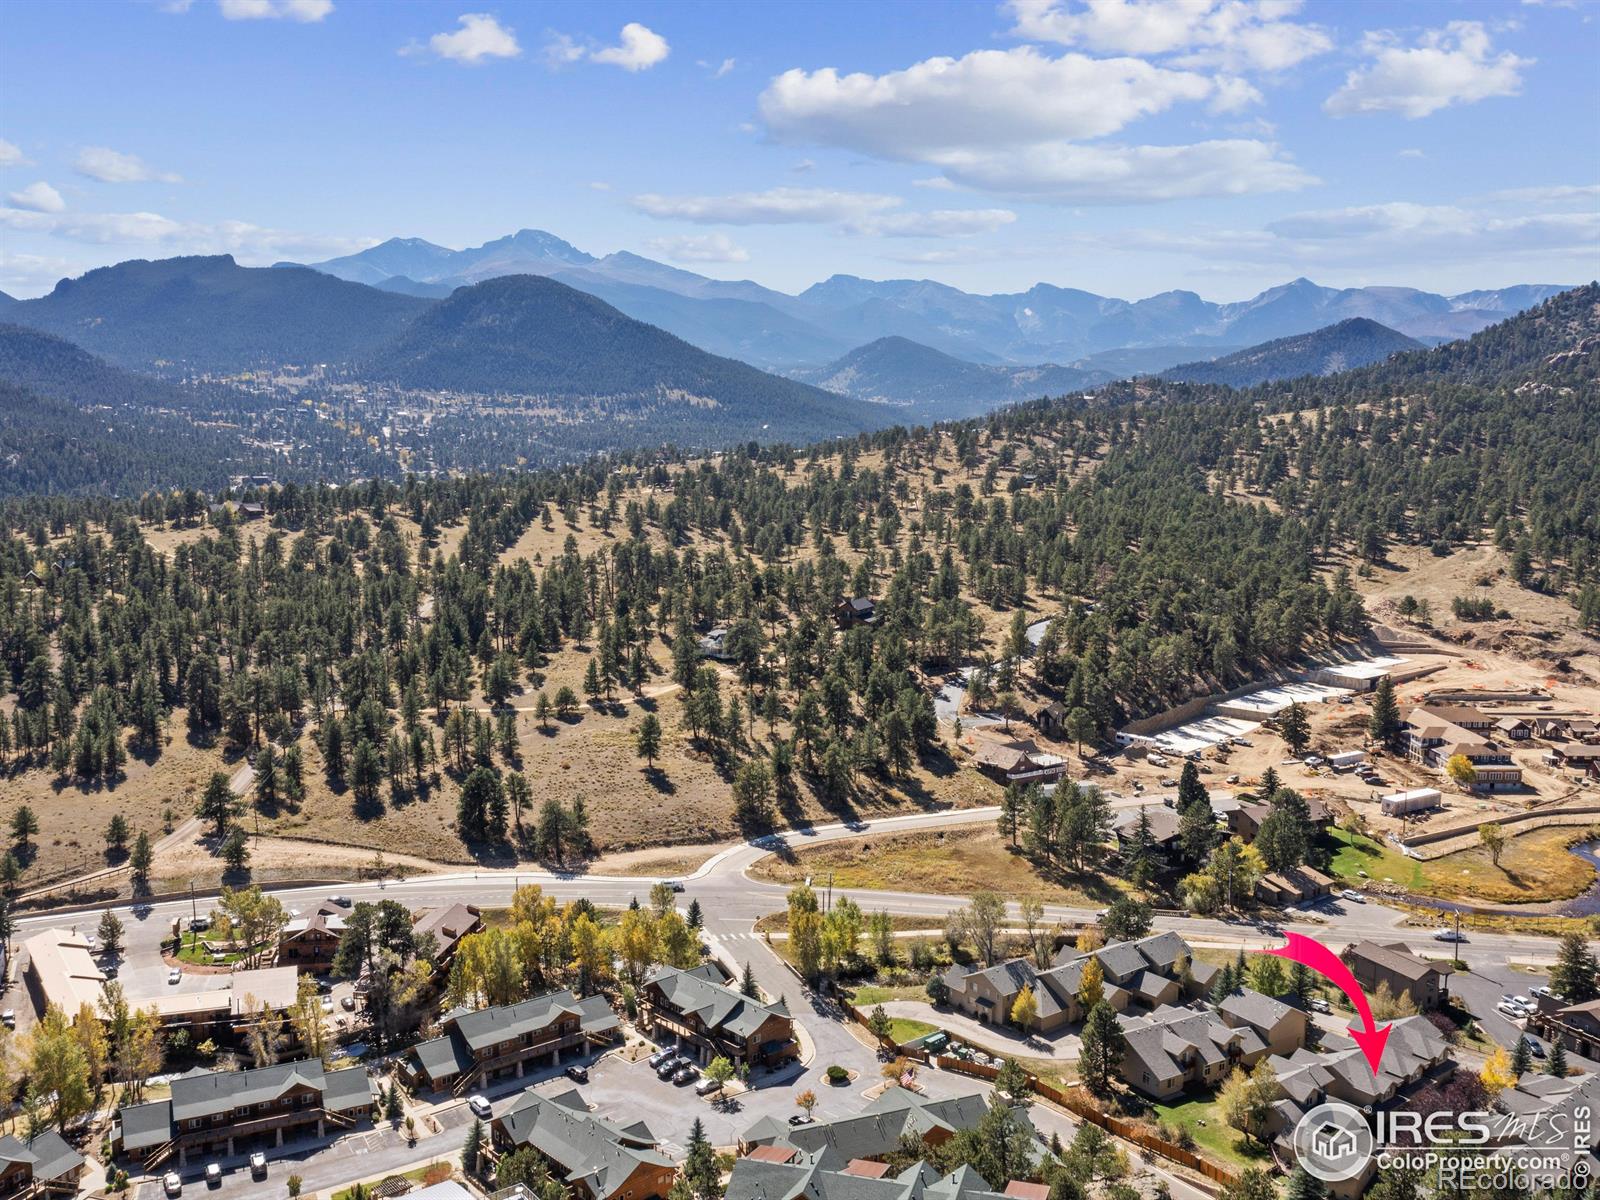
(714, 57), (735, 78)
(6, 182), (65, 214)
(850, 209), (1017, 237)
(413, 13), (521, 64)
(217, 0), (332, 22)
(74, 146), (183, 184)
(644, 233), (750, 263)
(544, 22), (668, 71)
(588, 180), (612, 191)
(0, 205), (371, 261)
(590, 22), (669, 71)
(757, 44), (1307, 203)
(1325, 21), (1531, 119)
(1005, 0), (1332, 72)
(1482, 183), (1600, 207)
(933, 138), (1314, 202)
(0, 139), (25, 168)
(1397, 148), (1426, 159)
(632, 187), (901, 225)
(1209, 75), (1263, 113)
(542, 32), (585, 68)
(0, 252), (81, 297)
(911, 177), (957, 190)
(1100, 191), (1598, 277)
(633, 186), (1017, 239)
(698, 56), (735, 78)
(760, 46), (1215, 156)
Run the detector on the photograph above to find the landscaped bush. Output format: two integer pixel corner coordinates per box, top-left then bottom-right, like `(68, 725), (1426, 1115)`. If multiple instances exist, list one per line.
(825, 1064), (849, 1084)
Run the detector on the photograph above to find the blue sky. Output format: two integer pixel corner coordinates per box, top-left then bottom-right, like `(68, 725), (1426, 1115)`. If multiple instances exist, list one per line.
(1, 0), (1596, 299)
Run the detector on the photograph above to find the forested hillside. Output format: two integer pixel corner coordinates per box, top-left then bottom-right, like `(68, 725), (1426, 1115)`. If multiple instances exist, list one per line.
(792, 336), (1107, 420)
(368, 274), (880, 443)
(0, 325), (293, 498)
(1159, 318), (1421, 387)
(0, 286), (1592, 888)
(7, 256), (431, 373)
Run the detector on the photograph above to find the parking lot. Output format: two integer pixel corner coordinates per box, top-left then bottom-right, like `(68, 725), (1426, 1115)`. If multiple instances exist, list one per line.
(465, 1035), (991, 1153)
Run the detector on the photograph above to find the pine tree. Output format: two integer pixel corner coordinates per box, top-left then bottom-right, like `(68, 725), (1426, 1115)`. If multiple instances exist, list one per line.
(129, 831), (153, 889)
(740, 962), (759, 999)
(1510, 1036), (1532, 1078)
(1078, 1001), (1125, 1096)
(1547, 1039), (1569, 1077)
(462, 1117), (483, 1175)
(1279, 702), (1311, 755)
(1284, 1165), (1327, 1200)
(1368, 677), (1401, 747)
(1550, 934), (1599, 1002)
(682, 1117), (721, 1200)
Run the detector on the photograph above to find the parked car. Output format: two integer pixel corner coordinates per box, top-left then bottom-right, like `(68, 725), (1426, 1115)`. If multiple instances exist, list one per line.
(163, 1173), (182, 1197)
(789, 1114), (813, 1127)
(564, 1064), (588, 1083)
(167, 967), (183, 985)
(1497, 1001), (1526, 1019)
(1510, 994), (1535, 1011)
(1308, 997), (1331, 1014)
(656, 1059), (681, 1080)
(249, 1153), (267, 1179)
(467, 1094), (492, 1119)
(1304, 755), (1324, 768)
(189, 916), (211, 932)
(320, 997), (335, 1014)
(341, 995), (357, 1011)
(204, 1164), (222, 1188)
(1433, 929), (1467, 943)
(1340, 889), (1365, 903)
(648, 1047), (676, 1068)
(694, 1075), (722, 1096)
(672, 1064), (700, 1086)
(327, 895), (352, 907)
(660, 880), (686, 893)
(0, 1011), (14, 1029)
(1528, 1040), (1547, 1058)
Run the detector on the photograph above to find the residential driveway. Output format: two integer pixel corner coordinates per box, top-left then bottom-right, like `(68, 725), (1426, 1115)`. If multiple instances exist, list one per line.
(879, 1001), (1081, 1062)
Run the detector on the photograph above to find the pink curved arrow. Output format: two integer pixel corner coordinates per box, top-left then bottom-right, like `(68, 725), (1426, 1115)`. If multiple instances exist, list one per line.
(1264, 931), (1390, 1077)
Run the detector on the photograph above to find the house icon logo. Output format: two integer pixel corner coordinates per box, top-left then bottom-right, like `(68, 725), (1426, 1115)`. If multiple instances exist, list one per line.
(1294, 1102), (1374, 1183)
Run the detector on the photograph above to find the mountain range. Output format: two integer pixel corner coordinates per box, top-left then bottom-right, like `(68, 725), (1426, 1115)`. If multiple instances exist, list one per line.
(367, 273), (875, 442)
(1159, 318), (1424, 388)
(10, 255), (430, 373)
(292, 229), (1572, 371)
(791, 336), (1111, 419)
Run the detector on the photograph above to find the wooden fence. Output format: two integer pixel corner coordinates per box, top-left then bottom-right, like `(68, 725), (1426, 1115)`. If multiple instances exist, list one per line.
(844, 1000), (1239, 1190)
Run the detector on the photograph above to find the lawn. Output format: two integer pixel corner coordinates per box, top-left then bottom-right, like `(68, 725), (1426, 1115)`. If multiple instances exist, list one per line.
(750, 827), (1132, 905)
(1150, 1096), (1272, 1171)
(851, 984), (932, 1005)
(889, 1018), (938, 1043)
(1327, 827), (1424, 890)
(174, 931), (252, 966)
(330, 1163), (451, 1200)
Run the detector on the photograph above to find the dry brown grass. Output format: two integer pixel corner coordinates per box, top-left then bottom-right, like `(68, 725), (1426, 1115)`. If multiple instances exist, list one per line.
(748, 825), (1131, 905)
(1417, 825), (1597, 904)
